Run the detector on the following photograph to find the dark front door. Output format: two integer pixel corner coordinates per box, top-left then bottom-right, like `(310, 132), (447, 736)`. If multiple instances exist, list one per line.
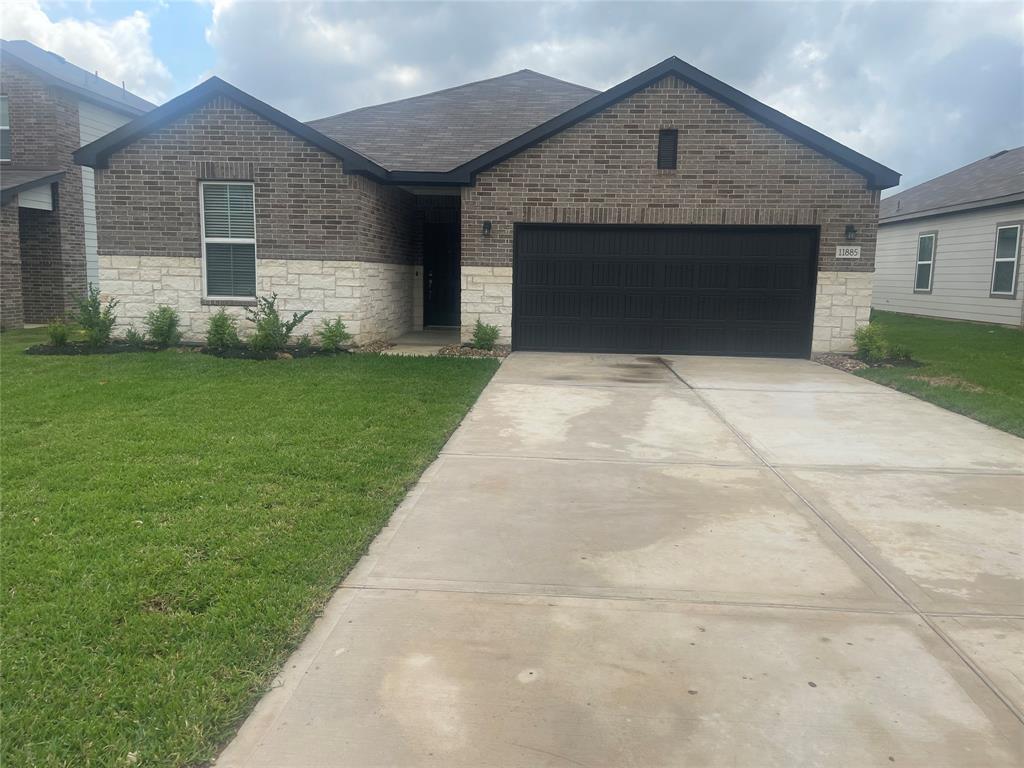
(423, 223), (460, 327)
(513, 225), (818, 358)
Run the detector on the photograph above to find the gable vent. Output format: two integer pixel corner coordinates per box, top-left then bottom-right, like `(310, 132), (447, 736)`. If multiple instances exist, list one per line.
(657, 129), (678, 170)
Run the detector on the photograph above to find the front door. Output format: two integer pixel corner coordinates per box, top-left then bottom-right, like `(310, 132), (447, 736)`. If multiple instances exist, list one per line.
(423, 223), (460, 326)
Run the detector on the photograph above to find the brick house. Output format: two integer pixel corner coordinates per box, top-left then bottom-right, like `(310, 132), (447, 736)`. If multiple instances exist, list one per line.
(74, 57), (899, 356)
(0, 40), (154, 329)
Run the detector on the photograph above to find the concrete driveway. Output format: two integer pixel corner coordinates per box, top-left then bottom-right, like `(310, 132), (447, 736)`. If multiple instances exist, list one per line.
(219, 353), (1024, 767)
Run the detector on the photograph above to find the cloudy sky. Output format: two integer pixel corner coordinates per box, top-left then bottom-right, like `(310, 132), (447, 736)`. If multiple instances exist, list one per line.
(4, 0), (1021, 192)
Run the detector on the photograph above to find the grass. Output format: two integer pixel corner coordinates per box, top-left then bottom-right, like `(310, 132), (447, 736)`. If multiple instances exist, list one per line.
(857, 311), (1024, 437)
(0, 328), (498, 767)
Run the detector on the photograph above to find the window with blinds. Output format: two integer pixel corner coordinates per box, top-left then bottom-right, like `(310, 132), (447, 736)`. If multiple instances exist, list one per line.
(201, 182), (256, 298)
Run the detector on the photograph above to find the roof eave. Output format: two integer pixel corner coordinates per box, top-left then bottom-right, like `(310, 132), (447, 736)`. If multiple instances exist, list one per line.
(0, 170), (65, 205)
(74, 77), (389, 177)
(879, 191), (1024, 224)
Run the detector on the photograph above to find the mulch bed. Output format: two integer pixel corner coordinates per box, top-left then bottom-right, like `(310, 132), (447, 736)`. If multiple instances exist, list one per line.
(352, 339), (394, 355)
(814, 352), (920, 373)
(437, 343), (511, 358)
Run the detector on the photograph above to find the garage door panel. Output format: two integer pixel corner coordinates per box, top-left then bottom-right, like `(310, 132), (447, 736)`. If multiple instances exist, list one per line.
(514, 226), (817, 358)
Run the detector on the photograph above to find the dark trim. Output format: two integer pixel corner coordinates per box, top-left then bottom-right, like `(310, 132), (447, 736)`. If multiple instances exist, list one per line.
(440, 57), (899, 189)
(1, 50), (151, 117)
(0, 171), (64, 205)
(74, 77), (389, 176)
(913, 230), (938, 294)
(988, 220), (1023, 299)
(74, 58), (899, 191)
(880, 193), (1024, 225)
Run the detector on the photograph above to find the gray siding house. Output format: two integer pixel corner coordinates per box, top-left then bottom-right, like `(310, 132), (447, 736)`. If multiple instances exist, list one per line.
(74, 57), (900, 356)
(874, 147), (1024, 327)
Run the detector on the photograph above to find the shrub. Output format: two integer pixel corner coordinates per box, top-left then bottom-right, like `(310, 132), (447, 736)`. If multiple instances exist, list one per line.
(205, 309), (241, 352)
(245, 294), (311, 355)
(471, 319), (500, 351)
(123, 325), (145, 348)
(296, 335), (313, 355)
(317, 318), (351, 352)
(853, 323), (912, 364)
(75, 285), (118, 348)
(46, 320), (70, 348)
(143, 305), (181, 348)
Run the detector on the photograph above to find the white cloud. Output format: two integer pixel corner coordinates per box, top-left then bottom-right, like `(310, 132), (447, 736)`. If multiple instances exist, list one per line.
(2, 0), (173, 103)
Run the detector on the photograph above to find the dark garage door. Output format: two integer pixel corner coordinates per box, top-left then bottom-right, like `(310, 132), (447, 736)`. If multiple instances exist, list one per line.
(513, 226), (818, 358)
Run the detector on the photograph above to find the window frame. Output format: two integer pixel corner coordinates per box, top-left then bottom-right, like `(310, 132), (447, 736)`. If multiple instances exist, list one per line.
(199, 180), (257, 301)
(913, 230), (937, 294)
(0, 95), (10, 163)
(989, 222), (1022, 299)
(656, 128), (678, 170)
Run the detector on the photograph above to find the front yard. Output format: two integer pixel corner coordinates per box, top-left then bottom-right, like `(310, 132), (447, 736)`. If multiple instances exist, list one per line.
(0, 328), (497, 767)
(857, 311), (1024, 437)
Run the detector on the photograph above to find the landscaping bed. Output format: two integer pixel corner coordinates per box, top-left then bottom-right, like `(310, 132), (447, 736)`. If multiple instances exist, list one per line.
(437, 342), (511, 358)
(0, 326), (498, 767)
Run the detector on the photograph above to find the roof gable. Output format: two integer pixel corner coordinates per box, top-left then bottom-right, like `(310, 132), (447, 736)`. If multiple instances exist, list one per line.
(1, 39), (154, 116)
(435, 57), (900, 189)
(880, 146), (1024, 223)
(74, 77), (387, 175)
(307, 70), (598, 173)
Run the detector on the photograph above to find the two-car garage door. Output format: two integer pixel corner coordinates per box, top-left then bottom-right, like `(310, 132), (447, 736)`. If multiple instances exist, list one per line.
(512, 226), (818, 358)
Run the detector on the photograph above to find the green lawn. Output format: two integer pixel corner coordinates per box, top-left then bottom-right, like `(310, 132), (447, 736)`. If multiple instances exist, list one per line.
(0, 328), (498, 767)
(858, 311), (1024, 437)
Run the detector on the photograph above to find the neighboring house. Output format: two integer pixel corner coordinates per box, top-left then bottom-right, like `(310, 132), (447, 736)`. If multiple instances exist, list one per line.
(0, 39), (154, 330)
(874, 147), (1024, 327)
(74, 57), (900, 356)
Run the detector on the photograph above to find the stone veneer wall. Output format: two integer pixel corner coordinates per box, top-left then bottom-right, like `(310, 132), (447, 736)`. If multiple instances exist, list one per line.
(103, 255), (412, 343)
(0, 203), (23, 329)
(460, 74), (881, 346)
(813, 271), (873, 353)
(94, 95), (417, 341)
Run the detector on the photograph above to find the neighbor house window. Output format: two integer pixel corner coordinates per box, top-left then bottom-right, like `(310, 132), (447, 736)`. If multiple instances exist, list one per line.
(990, 224), (1021, 297)
(914, 232), (936, 293)
(0, 96), (10, 161)
(200, 182), (256, 298)
(657, 129), (678, 169)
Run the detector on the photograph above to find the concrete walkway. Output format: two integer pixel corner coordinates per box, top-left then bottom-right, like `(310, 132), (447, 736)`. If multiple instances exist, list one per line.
(218, 353), (1024, 767)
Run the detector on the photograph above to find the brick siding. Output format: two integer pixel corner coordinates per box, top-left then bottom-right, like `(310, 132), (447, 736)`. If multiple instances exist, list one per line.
(0, 60), (87, 324)
(19, 205), (65, 323)
(0, 202), (23, 329)
(95, 96), (415, 269)
(461, 75), (879, 274)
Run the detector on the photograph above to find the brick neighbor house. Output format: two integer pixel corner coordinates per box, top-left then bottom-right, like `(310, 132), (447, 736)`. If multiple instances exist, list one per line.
(0, 40), (155, 329)
(73, 57), (899, 356)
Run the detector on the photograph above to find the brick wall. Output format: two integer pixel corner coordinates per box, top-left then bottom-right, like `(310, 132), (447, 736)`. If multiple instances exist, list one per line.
(0, 60), (87, 319)
(1, 202), (23, 329)
(460, 75), (881, 350)
(96, 96), (414, 266)
(94, 95), (416, 339)
(19, 205), (65, 323)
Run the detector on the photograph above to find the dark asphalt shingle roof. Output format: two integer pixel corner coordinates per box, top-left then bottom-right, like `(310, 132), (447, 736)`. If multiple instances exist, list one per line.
(1, 39), (155, 115)
(306, 70), (598, 173)
(880, 146), (1024, 223)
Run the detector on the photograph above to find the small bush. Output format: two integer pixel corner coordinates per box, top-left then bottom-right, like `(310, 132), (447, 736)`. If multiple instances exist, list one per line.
(75, 285), (118, 348)
(854, 323), (912, 364)
(123, 325), (145, 348)
(471, 320), (500, 351)
(296, 335), (314, 355)
(317, 318), (351, 352)
(245, 294), (311, 355)
(46, 320), (70, 348)
(205, 309), (241, 352)
(888, 343), (912, 362)
(143, 305), (181, 348)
